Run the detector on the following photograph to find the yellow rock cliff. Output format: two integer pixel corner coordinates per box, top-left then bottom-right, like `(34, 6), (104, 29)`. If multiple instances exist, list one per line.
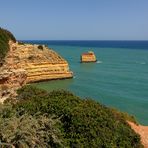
(7, 41), (73, 83)
(0, 41), (73, 102)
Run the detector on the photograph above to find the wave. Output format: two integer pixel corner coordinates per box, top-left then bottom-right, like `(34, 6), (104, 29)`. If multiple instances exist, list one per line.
(135, 61), (146, 65)
(96, 61), (102, 64)
(140, 62), (146, 65)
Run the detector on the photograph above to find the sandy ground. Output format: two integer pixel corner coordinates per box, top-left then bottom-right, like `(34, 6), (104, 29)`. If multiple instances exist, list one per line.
(128, 121), (148, 148)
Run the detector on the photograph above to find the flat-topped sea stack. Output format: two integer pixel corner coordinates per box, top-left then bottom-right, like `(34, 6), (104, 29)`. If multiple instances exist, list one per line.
(5, 41), (73, 83)
(81, 51), (97, 63)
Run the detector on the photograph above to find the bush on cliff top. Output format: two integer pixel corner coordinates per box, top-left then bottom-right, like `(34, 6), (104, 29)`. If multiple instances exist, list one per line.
(0, 113), (65, 147)
(38, 45), (44, 50)
(0, 28), (16, 64)
(0, 85), (142, 147)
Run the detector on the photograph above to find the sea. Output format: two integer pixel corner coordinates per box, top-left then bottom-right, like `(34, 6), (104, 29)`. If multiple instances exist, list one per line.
(23, 40), (148, 125)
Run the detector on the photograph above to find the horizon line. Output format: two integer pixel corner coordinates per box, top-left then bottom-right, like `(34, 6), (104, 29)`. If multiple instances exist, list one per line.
(20, 39), (148, 41)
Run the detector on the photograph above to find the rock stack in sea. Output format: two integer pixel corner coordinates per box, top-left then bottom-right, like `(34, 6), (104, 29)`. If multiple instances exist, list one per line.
(81, 51), (97, 63)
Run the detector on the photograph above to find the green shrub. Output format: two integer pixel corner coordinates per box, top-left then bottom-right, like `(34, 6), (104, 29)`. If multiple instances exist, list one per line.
(17, 85), (48, 100)
(0, 114), (65, 148)
(13, 86), (143, 148)
(0, 28), (16, 65)
(38, 45), (43, 50)
(0, 104), (15, 119)
(18, 41), (24, 45)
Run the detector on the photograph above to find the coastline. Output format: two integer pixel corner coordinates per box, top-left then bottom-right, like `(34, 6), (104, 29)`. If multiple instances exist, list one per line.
(0, 40), (73, 102)
(24, 40), (148, 125)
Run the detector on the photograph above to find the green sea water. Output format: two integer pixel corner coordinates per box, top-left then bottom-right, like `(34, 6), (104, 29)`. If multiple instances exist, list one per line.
(31, 43), (148, 125)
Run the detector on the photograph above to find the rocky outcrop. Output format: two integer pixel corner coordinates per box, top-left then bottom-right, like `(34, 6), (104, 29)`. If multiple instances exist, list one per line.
(0, 68), (27, 103)
(0, 41), (73, 102)
(128, 121), (148, 148)
(6, 41), (73, 83)
(81, 51), (97, 63)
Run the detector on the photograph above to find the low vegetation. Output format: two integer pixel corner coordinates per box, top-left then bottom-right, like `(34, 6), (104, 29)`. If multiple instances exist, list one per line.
(0, 28), (16, 65)
(0, 85), (143, 147)
(18, 41), (24, 45)
(38, 45), (43, 50)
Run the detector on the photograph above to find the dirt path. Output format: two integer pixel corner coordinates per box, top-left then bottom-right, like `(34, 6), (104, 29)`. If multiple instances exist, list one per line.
(128, 121), (148, 148)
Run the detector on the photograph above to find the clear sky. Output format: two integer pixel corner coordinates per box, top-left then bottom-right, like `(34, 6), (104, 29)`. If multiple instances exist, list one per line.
(0, 0), (148, 40)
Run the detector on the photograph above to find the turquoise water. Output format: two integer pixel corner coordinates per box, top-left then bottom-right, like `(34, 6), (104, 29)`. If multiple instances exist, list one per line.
(29, 42), (148, 125)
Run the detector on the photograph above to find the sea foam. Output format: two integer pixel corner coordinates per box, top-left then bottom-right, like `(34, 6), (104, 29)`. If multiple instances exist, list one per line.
(96, 61), (102, 64)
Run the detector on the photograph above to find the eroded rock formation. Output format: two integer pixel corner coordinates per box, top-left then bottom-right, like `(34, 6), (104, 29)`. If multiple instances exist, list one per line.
(0, 68), (27, 102)
(81, 51), (97, 63)
(0, 41), (73, 102)
(6, 41), (73, 83)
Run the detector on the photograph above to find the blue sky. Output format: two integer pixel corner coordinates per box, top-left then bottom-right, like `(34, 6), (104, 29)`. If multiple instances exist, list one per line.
(0, 0), (148, 40)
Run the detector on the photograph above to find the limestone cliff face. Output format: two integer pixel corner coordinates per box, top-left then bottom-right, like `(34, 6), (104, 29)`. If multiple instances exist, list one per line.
(0, 41), (73, 102)
(81, 51), (97, 63)
(6, 41), (73, 83)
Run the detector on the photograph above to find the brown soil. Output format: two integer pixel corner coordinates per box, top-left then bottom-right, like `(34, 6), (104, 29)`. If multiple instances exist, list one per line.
(128, 121), (148, 148)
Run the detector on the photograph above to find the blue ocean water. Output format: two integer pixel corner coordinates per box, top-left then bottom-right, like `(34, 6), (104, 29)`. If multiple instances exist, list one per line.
(23, 40), (148, 125)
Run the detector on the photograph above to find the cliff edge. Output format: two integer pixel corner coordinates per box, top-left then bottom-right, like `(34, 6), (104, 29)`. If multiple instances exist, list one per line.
(0, 28), (73, 102)
(0, 41), (73, 102)
(6, 41), (73, 83)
